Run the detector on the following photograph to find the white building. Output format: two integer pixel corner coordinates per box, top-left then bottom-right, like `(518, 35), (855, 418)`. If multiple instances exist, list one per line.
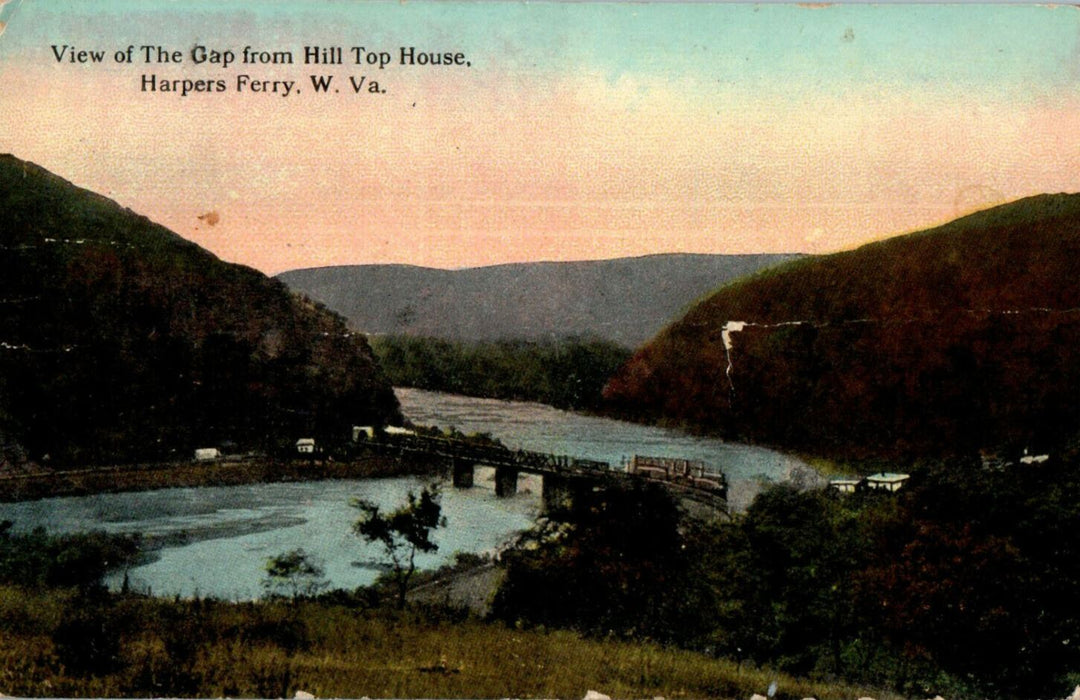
(829, 478), (862, 494)
(296, 438), (316, 454)
(1019, 448), (1049, 465)
(865, 472), (910, 492)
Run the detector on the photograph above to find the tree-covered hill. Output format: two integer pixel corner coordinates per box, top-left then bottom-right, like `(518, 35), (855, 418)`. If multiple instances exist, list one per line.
(0, 155), (400, 466)
(371, 335), (631, 410)
(604, 194), (1080, 459)
(277, 253), (801, 349)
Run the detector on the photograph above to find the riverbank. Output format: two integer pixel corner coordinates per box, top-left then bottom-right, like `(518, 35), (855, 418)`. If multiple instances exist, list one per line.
(0, 454), (445, 503)
(406, 554), (505, 616)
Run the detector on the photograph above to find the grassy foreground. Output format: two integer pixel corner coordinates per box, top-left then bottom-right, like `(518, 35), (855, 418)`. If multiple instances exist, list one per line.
(0, 587), (895, 700)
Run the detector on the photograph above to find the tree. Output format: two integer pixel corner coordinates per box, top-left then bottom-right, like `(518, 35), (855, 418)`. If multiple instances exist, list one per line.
(353, 484), (446, 609)
(262, 548), (328, 599)
(493, 482), (691, 641)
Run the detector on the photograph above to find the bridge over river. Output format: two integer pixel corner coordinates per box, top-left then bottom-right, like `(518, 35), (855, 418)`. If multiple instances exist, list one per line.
(359, 433), (729, 511)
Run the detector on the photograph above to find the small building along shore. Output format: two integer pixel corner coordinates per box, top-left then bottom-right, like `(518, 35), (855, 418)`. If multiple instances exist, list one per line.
(828, 477), (862, 494)
(828, 472), (910, 494)
(865, 472), (910, 492)
(193, 447), (221, 462)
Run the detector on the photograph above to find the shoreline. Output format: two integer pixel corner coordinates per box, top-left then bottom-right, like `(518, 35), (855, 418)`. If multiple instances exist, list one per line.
(0, 453), (446, 503)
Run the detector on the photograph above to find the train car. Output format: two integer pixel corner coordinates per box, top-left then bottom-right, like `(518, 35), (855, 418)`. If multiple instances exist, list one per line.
(571, 458), (610, 472)
(627, 455), (727, 496)
(689, 472), (726, 491)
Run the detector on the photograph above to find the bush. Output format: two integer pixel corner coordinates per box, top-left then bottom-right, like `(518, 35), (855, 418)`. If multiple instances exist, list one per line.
(0, 525), (140, 591)
(52, 596), (124, 677)
(494, 482), (692, 641)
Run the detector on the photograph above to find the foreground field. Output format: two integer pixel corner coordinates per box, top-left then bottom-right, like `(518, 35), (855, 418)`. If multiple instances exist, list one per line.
(0, 587), (894, 700)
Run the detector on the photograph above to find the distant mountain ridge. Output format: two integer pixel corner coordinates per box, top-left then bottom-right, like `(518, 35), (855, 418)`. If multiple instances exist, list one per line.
(604, 193), (1080, 459)
(277, 254), (802, 348)
(0, 155), (400, 466)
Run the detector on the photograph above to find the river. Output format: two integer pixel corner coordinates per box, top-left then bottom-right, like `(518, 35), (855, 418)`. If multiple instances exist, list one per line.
(395, 387), (816, 509)
(0, 388), (815, 599)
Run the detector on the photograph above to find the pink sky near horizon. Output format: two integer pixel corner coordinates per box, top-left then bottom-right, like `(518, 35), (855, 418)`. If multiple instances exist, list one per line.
(4, 23), (1080, 275)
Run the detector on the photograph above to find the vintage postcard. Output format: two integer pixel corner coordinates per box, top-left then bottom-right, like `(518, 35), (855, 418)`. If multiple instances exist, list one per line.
(2, 2), (1080, 698)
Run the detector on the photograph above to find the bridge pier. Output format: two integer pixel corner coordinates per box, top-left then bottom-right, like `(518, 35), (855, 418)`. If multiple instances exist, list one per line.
(494, 466), (519, 497)
(452, 458), (475, 489)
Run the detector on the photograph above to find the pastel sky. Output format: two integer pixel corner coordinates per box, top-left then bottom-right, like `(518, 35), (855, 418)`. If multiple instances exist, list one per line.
(1, 1), (1078, 274)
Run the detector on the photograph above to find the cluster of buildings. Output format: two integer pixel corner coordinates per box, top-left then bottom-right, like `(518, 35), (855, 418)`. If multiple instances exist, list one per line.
(828, 472), (910, 494)
(192, 425), (421, 462)
(828, 446), (1058, 495)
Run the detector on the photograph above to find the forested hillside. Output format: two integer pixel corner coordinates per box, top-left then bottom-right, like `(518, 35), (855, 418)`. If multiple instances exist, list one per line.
(0, 155), (400, 466)
(605, 194), (1080, 459)
(371, 335), (630, 410)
